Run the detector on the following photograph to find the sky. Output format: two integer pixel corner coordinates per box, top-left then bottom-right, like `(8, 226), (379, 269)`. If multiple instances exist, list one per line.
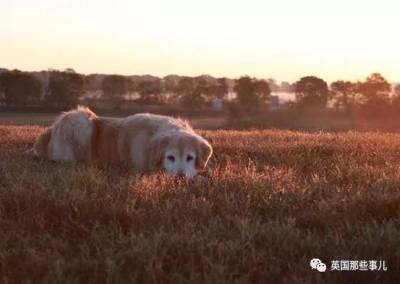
(0, 0), (399, 83)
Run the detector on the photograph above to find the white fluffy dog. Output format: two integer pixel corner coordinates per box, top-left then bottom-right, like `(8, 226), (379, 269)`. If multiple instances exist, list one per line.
(33, 107), (213, 179)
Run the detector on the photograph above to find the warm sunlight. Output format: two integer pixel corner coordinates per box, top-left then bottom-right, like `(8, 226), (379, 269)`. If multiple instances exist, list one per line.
(1, 0), (399, 82)
(3, 1), (400, 282)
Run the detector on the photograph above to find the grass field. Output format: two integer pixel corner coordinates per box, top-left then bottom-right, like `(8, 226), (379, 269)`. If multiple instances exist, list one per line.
(1, 124), (400, 283)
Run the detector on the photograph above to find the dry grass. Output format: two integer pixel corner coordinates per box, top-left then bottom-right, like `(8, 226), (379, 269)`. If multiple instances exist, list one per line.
(1, 125), (400, 283)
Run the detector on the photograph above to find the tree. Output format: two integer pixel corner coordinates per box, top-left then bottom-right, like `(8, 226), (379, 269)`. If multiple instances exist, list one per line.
(175, 77), (194, 96)
(255, 79), (271, 103)
(47, 71), (84, 107)
(64, 68), (76, 73)
(101, 75), (129, 99)
(0, 70), (41, 106)
(234, 76), (258, 107)
(214, 77), (229, 99)
(280, 81), (294, 92)
(330, 80), (358, 113)
(172, 76), (218, 106)
(267, 78), (280, 92)
(176, 77), (205, 106)
(136, 79), (164, 103)
(195, 76), (217, 99)
(358, 73), (391, 98)
(357, 73), (391, 117)
(232, 76), (271, 115)
(294, 76), (329, 109)
(164, 75), (180, 93)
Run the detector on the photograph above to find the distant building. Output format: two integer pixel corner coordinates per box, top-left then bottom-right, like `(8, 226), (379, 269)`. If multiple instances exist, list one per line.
(211, 97), (224, 109)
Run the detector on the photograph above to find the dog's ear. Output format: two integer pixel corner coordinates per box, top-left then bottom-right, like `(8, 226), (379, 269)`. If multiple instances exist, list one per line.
(148, 136), (169, 171)
(196, 138), (213, 170)
(33, 127), (52, 158)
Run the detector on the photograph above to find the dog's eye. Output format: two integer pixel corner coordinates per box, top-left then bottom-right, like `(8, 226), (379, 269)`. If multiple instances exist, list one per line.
(186, 155), (194, 162)
(167, 155), (175, 162)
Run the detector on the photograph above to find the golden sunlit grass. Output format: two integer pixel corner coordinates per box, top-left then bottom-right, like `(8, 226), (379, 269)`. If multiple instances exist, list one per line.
(1, 125), (400, 283)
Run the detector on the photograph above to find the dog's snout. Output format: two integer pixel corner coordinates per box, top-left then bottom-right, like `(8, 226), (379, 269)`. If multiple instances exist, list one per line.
(176, 171), (186, 178)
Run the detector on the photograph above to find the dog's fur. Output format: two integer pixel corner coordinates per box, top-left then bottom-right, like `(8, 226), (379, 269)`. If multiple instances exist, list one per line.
(33, 106), (97, 161)
(33, 107), (213, 178)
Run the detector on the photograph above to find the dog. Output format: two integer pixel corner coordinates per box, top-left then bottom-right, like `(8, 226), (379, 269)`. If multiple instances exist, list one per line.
(33, 107), (213, 179)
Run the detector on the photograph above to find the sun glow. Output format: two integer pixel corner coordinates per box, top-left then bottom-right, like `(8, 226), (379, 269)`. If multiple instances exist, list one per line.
(1, 0), (399, 82)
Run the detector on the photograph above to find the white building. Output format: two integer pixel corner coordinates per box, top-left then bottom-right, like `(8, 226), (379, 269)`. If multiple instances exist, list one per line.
(211, 97), (224, 109)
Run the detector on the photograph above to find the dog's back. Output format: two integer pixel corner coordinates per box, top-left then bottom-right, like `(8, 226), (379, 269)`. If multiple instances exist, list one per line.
(33, 106), (96, 162)
(90, 116), (124, 168)
(89, 113), (193, 171)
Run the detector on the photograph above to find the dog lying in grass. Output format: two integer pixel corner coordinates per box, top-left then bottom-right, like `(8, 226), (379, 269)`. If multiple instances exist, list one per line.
(33, 106), (213, 179)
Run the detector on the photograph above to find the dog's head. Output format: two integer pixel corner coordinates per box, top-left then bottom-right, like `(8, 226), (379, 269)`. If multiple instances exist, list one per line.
(149, 131), (213, 179)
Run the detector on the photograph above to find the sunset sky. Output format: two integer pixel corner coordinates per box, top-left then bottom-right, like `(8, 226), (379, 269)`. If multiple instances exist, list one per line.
(1, 0), (399, 82)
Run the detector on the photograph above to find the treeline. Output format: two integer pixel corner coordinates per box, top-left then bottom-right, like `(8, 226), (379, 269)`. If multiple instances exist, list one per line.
(100, 74), (231, 106)
(0, 68), (291, 109)
(231, 73), (400, 121)
(0, 68), (399, 120)
(0, 69), (84, 108)
(292, 73), (400, 119)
